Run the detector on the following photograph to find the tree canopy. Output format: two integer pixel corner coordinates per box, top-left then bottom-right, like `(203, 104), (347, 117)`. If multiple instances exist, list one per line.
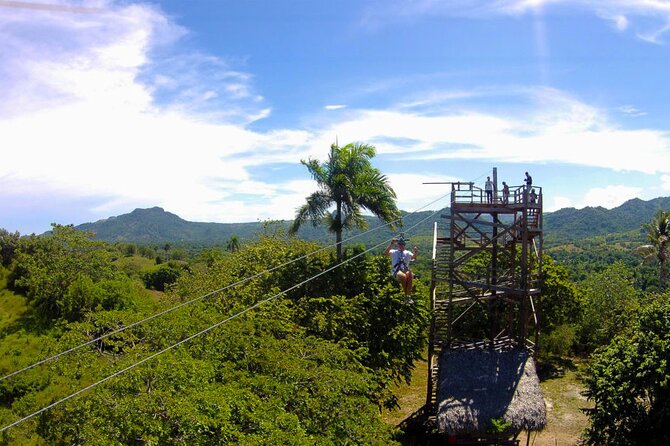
(290, 142), (400, 260)
(0, 229), (427, 445)
(583, 298), (670, 445)
(637, 209), (670, 288)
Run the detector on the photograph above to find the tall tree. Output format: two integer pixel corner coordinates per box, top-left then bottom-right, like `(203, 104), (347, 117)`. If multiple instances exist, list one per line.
(289, 142), (400, 260)
(0, 228), (21, 267)
(637, 209), (670, 287)
(226, 235), (240, 252)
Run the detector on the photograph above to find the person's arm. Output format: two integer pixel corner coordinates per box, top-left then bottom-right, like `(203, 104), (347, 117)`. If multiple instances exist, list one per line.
(411, 246), (418, 260)
(384, 238), (396, 256)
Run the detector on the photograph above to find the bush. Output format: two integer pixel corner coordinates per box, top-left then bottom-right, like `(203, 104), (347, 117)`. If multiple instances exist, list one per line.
(142, 264), (182, 291)
(541, 324), (576, 357)
(60, 276), (138, 321)
(9, 225), (119, 321)
(0, 228), (20, 267)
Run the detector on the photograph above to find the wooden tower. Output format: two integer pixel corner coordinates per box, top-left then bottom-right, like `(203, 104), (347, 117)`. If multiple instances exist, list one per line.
(426, 172), (543, 411)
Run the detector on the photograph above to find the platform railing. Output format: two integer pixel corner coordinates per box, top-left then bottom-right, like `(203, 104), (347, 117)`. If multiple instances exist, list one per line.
(452, 182), (542, 207)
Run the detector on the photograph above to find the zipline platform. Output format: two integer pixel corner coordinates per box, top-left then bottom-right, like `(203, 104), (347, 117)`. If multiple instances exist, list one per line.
(426, 176), (545, 444)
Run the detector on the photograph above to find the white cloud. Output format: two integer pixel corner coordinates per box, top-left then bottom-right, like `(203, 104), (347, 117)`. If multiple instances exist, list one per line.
(387, 173), (460, 213)
(324, 104), (347, 110)
(318, 89), (670, 176)
(613, 14), (629, 31)
(3, 1), (670, 231)
(0, 0), (289, 226)
(548, 196), (573, 212)
(661, 174), (670, 191)
(582, 185), (642, 209)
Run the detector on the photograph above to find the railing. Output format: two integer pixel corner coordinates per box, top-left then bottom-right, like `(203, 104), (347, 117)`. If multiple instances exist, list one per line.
(451, 182), (543, 208)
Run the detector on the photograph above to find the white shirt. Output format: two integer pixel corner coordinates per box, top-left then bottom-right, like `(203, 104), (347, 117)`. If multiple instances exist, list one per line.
(391, 249), (414, 272)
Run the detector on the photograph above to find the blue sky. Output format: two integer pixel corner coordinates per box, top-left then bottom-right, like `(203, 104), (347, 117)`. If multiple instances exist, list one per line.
(3, 0), (670, 235)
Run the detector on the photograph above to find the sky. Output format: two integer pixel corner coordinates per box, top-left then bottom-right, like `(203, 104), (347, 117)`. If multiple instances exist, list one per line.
(3, 0), (670, 235)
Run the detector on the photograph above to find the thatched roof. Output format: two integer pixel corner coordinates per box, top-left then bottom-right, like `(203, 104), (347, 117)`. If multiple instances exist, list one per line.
(437, 348), (546, 435)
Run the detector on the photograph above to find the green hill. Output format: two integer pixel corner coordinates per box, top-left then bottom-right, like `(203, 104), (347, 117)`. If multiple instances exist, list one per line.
(75, 206), (443, 247)
(76, 207), (259, 244)
(543, 196), (670, 245)
(74, 196), (670, 247)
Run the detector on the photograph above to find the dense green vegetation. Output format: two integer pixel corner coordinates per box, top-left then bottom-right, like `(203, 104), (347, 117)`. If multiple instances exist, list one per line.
(3, 196), (670, 444)
(543, 196), (670, 245)
(583, 298), (670, 445)
(0, 225), (428, 445)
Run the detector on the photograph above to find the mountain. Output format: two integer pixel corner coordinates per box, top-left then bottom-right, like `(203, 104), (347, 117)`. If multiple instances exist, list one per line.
(75, 206), (440, 246)
(75, 197), (670, 246)
(543, 197), (670, 244)
(76, 207), (260, 244)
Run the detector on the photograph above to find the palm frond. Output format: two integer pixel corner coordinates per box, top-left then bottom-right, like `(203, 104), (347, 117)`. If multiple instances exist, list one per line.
(289, 191), (332, 234)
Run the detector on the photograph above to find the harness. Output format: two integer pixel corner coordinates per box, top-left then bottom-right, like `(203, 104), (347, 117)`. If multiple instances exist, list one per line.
(392, 250), (410, 276)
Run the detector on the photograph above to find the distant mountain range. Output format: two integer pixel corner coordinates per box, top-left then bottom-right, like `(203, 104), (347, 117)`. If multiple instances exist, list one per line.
(74, 197), (670, 246)
(75, 206), (416, 246)
(543, 197), (670, 244)
(76, 207), (261, 245)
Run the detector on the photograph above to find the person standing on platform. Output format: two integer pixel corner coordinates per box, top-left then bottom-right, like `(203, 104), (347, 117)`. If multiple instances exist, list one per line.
(524, 172), (533, 203)
(485, 176), (493, 204)
(502, 181), (510, 204)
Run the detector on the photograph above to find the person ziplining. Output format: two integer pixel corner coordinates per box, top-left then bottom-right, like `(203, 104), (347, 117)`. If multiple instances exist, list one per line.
(385, 236), (417, 302)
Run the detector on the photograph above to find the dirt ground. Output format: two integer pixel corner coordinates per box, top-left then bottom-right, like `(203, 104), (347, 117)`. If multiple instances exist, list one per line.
(519, 358), (592, 446)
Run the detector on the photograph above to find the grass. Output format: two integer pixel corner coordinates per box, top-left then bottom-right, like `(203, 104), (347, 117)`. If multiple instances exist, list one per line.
(113, 254), (157, 278)
(0, 291), (28, 333)
(384, 354), (593, 446)
(0, 269), (29, 333)
(521, 356), (593, 446)
(382, 355), (429, 426)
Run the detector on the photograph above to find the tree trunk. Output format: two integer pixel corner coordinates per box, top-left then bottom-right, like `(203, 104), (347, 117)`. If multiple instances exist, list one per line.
(660, 260), (667, 290)
(336, 201), (342, 261)
(336, 229), (342, 262)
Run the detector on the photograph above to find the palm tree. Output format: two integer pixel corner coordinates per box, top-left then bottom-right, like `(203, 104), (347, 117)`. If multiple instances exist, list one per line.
(637, 209), (670, 287)
(226, 235), (240, 253)
(290, 142), (400, 261)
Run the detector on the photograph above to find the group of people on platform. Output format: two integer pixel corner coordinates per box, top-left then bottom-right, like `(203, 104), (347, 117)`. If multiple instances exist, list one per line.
(484, 171), (536, 205)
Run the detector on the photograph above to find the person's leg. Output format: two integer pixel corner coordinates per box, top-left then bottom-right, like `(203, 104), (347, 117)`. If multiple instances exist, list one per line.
(395, 271), (408, 291)
(405, 271), (413, 295)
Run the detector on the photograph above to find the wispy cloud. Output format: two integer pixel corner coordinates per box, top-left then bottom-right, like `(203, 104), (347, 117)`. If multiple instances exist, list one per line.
(324, 104), (347, 110)
(318, 87), (670, 175)
(618, 105), (647, 117)
(361, 0), (670, 43)
(0, 1), (267, 122)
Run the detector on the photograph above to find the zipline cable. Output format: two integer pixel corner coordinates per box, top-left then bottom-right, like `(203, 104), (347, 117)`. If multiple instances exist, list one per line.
(0, 206), (442, 433)
(0, 191), (451, 383)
